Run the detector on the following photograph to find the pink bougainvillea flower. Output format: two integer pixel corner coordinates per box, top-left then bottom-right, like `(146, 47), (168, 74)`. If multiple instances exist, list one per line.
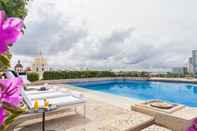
(192, 118), (197, 128)
(0, 77), (23, 106)
(0, 10), (24, 54)
(0, 77), (23, 125)
(0, 107), (5, 125)
(187, 127), (196, 131)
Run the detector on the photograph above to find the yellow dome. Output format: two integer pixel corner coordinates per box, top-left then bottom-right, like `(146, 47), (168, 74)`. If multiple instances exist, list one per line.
(33, 56), (47, 65)
(32, 51), (48, 72)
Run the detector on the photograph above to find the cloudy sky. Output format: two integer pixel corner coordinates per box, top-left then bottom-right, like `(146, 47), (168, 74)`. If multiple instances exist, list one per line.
(11, 0), (197, 71)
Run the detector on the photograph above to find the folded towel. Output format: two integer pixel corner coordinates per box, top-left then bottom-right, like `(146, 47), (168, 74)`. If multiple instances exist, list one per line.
(71, 91), (84, 98)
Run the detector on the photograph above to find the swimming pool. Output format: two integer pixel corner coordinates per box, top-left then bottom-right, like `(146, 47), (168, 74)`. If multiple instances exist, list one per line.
(70, 80), (197, 107)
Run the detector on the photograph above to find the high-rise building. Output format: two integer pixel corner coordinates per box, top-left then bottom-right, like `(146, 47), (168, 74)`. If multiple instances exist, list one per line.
(192, 50), (197, 73)
(172, 67), (187, 75)
(188, 57), (193, 73)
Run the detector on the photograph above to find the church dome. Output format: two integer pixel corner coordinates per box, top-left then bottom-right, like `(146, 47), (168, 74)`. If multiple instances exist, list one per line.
(32, 51), (47, 64)
(15, 60), (23, 73)
(32, 51), (48, 73)
(15, 60), (23, 68)
(33, 56), (47, 65)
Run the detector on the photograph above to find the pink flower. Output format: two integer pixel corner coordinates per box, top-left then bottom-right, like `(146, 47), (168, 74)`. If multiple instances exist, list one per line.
(0, 10), (24, 54)
(0, 107), (5, 125)
(192, 118), (197, 129)
(187, 127), (196, 131)
(0, 78), (23, 106)
(0, 77), (23, 125)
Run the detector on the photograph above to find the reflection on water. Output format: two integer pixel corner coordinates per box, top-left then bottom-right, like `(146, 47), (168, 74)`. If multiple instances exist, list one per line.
(186, 85), (197, 94)
(186, 85), (193, 90)
(193, 86), (197, 94)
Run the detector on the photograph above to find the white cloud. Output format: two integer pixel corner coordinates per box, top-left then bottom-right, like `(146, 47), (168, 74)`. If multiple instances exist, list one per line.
(11, 0), (197, 71)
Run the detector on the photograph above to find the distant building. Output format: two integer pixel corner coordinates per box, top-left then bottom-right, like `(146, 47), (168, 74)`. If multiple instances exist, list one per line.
(32, 51), (48, 73)
(14, 60), (23, 74)
(188, 57), (193, 74)
(24, 67), (32, 72)
(172, 67), (187, 75)
(192, 50), (197, 73)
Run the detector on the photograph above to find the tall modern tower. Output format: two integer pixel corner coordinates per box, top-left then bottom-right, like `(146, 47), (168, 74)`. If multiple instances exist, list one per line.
(192, 50), (197, 73)
(188, 57), (193, 73)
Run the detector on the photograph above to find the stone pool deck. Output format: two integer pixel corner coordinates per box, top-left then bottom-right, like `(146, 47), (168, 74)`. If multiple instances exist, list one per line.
(65, 84), (197, 131)
(150, 77), (197, 84)
(13, 82), (197, 131)
(14, 90), (154, 131)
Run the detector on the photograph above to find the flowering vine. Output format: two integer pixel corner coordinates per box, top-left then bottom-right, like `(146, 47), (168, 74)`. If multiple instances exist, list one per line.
(0, 0), (30, 130)
(0, 10), (25, 130)
(0, 10), (24, 54)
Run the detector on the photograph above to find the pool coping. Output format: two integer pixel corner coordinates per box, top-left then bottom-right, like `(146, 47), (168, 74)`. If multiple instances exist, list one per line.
(150, 77), (197, 84)
(32, 77), (197, 85)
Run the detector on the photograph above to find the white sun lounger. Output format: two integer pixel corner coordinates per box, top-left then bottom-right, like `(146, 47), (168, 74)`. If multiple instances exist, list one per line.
(6, 87), (87, 130)
(21, 88), (87, 117)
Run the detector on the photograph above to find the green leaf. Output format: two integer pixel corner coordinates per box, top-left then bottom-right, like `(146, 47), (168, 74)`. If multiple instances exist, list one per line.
(0, 102), (27, 131)
(0, 55), (10, 68)
(0, 0), (30, 19)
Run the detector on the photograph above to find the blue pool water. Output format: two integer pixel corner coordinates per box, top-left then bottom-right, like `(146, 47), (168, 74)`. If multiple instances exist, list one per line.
(70, 80), (197, 107)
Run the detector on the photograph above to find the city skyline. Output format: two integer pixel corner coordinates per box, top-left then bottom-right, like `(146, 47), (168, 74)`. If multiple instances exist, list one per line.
(11, 0), (197, 71)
